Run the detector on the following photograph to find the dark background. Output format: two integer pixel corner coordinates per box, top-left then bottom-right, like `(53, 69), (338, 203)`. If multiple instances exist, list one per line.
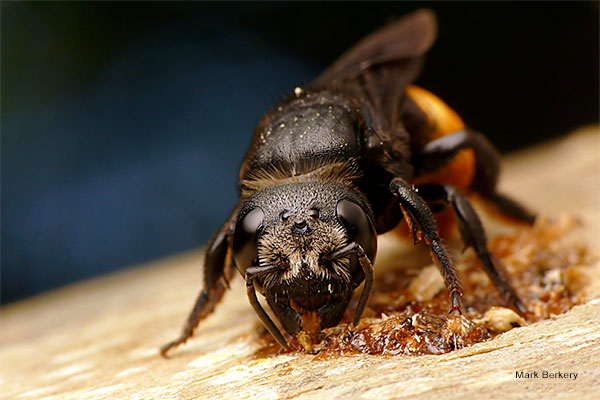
(2, 2), (598, 303)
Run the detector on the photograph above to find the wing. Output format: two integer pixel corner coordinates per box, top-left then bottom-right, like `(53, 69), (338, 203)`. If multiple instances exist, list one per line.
(310, 9), (438, 178)
(312, 9), (437, 88)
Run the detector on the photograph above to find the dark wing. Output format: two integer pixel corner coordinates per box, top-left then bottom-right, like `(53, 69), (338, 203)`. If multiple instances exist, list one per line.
(311, 9), (437, 178)
(313, 9), (437, 88)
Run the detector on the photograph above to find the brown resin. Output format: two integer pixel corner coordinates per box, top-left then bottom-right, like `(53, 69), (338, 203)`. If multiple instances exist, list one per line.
(255, 215), (595, 357)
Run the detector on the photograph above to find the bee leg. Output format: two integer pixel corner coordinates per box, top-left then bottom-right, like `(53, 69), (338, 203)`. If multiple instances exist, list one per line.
(485, 192), (536, 225)
(160, 218), (237, 357)
(325, 242), (374, 325)
(389, 178), (463, 314)
(416, 184), (527, 314)
(245, 266), (290, 349)
(414, 129), (536, 223)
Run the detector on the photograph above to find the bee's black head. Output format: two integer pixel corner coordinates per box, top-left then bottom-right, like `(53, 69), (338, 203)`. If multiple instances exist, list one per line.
(232, 181), (377, 339)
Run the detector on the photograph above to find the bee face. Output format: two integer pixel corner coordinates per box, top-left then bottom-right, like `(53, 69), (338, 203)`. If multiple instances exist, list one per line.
(257, 207), (352, 301)
(232, 181), (377, 335)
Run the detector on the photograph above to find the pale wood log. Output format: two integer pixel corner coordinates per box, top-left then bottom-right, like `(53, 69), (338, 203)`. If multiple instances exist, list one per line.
(1, 127), (599, 400)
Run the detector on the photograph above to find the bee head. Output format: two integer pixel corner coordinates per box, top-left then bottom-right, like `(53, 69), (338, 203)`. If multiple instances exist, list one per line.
(232, 181), (376, 340)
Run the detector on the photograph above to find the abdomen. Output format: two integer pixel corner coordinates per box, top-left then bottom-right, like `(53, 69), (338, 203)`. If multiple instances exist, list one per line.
(406, 85), (475, 193)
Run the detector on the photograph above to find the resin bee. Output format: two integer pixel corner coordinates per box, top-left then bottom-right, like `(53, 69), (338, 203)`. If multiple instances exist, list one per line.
(161, 9), (534, 355)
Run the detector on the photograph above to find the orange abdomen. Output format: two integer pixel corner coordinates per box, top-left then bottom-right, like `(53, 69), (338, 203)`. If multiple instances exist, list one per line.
(396, 86), (476, 238)
(406, 85), (475, 192)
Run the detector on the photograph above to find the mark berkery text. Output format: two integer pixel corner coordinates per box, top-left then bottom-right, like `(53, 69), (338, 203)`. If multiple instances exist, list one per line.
(515, 371), (578, 380)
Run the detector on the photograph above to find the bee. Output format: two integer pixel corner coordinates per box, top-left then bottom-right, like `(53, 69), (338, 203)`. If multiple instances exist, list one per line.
(160, 9), (534, 355)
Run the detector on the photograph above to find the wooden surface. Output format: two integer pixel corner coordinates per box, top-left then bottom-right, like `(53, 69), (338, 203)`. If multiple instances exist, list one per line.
(1, 127), (599, 400)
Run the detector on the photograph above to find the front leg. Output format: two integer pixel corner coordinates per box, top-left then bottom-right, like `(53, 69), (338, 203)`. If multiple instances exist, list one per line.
(389, 178), (463, 313)
(324, 242), (374, 325)
(160, 207), (240, 357)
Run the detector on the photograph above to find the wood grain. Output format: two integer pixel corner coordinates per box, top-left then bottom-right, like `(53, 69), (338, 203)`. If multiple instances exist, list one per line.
(1, 127), (599, 400)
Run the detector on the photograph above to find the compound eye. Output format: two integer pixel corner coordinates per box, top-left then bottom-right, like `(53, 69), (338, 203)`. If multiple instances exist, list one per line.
(336, 200), (377, 262)
(232, 208), (265, 274)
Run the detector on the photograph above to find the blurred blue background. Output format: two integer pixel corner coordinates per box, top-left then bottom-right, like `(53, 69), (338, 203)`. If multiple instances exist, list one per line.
(2, 2), (598, 303)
